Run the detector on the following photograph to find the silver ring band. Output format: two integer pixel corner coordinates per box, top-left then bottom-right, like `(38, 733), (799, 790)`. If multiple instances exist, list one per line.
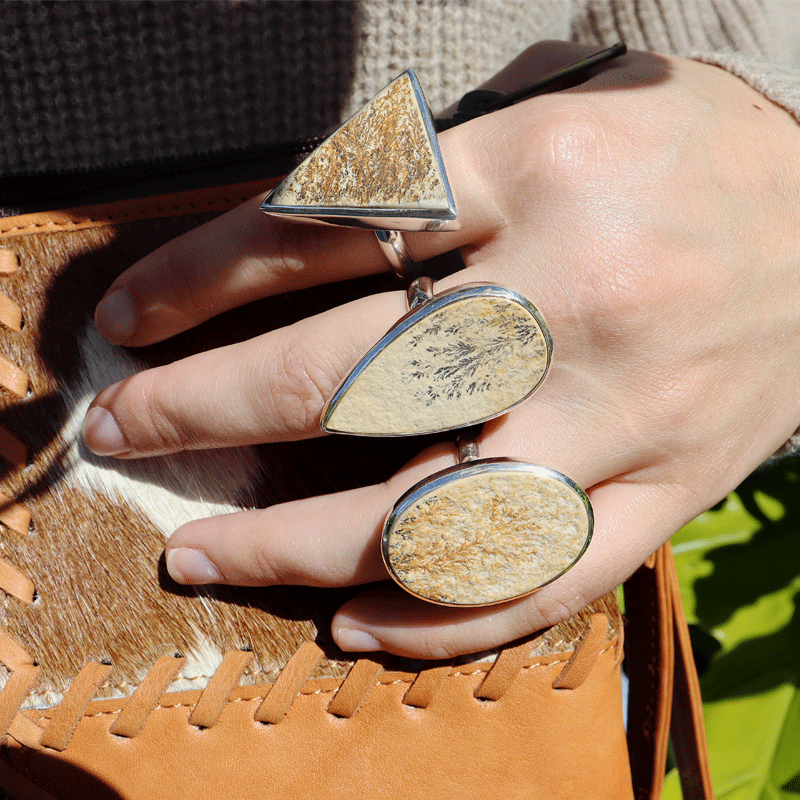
(456, 431), (480, 464)
(375, 230), (420, 281)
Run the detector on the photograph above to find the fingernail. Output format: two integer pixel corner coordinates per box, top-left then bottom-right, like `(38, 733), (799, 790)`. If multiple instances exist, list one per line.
(166, 547), (224, 585)
(334, 627), (381, 653)
(95, 288), (138, 344)
(81, 406), (131, 456)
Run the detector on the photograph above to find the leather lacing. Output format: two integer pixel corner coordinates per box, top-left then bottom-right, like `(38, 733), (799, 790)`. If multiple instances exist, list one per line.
(0, 245), (617, 754)
(0, 249), (34, 610)
(0, 248), (35, 608)
(1, 617), (613, 754)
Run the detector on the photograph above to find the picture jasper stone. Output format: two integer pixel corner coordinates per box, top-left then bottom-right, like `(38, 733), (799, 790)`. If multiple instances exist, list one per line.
(261, 70), (457, 230)
(321, 285), (551, 436)
(382, 461), (592, 606)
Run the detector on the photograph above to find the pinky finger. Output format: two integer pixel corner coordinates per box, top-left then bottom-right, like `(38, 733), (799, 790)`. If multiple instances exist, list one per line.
(332, 479), (700, 658)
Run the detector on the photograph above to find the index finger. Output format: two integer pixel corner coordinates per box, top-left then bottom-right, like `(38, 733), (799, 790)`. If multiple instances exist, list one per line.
(94, 123), (496, 348)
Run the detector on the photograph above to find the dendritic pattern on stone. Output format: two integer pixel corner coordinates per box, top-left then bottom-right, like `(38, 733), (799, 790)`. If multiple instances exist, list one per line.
(385, 471), (590, 606)
(406, 298), (545, 405)
(268, 73), (449, 210)
(325, 296), (548, 435)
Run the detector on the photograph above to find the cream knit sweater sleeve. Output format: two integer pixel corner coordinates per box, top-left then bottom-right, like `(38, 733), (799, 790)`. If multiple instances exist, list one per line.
(2, 1), (799, 176)
(571, 0), (800, 124)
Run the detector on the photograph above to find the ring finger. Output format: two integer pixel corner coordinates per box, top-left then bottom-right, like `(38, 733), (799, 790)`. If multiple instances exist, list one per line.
(162, 422), (663, 658)
(162, 399), (629, 589)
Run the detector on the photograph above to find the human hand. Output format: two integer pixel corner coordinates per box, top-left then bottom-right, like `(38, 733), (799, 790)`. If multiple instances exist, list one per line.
(83, 43), (800, 658)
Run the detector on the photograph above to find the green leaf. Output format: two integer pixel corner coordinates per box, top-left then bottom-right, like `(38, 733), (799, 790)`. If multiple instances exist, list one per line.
(662, 461), (800, 800)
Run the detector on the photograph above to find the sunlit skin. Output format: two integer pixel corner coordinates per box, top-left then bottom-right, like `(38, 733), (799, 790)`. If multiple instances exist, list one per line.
(82, 44), (800, 659)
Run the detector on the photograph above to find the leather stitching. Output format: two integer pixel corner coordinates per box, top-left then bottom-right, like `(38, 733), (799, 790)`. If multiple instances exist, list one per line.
(255, 642), (323, 724)
(0, 488), (33, 538)
(110, 655), (186, 739)
(0, 557), (35, 604)
(0, 250), (18, 275)
(0, 206), (245, 236)
(9, 639), (617, 749)
(0, 291), (23, 333)
(0, 424), (29, 468)
(188, 650), (253, 729)
(0, 213), (623, 756)
(0, 246), (43, 750)
(0, 178), (281, 240)
(552, 613), (609, 690)
(0, 354), (29, 398)
(327, 658), (384, 718)
(40, 663), (114, 751)
(403, 663), (454, 709)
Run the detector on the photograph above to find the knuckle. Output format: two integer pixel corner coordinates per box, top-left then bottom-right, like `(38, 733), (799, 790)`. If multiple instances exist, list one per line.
(519, 102), (619, 190)
(524, 589), (588, 632)
(413, 631), (463, 661)
(269, 222), (311, 278)
(138, 377), (188, 452)
(247, 536), (283, 584)
(556, 247), (663, 360)
(573, 240), (661, 326)
(637, 368), (698, 426)
(159, 244), (203, 316)
(268, 333), (337, 433)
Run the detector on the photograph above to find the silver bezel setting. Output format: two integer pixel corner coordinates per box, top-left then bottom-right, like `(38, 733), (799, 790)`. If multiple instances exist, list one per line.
(260, 70), (459, 232)
(381, 458), (593, 607)
(320, 283), (553, 436)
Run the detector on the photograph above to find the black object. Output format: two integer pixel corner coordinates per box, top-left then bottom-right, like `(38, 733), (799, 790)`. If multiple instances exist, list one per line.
(438, 42), (627, 130)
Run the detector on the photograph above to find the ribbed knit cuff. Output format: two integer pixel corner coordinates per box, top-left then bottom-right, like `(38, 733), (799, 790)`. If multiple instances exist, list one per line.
(690, 51), (800, 126)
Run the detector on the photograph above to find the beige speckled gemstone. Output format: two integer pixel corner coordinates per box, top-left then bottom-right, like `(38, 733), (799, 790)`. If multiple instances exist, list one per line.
(267, 72), (451, 212)
(383, 464), (592, 606)
(323, 289), (550, 436)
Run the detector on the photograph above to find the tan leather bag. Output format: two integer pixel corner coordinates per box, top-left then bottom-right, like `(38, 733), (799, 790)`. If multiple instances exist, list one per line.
(0, 184), (712, 800)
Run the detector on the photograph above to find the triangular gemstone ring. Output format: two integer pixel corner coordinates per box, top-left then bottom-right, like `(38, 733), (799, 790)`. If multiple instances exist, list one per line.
(261, 71), (459, 232)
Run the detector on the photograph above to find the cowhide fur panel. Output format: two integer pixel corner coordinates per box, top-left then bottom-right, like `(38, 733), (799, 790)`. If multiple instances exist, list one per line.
(0, 214), (618, 709)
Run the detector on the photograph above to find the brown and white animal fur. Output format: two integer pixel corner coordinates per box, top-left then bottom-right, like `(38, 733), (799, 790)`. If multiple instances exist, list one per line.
(0, 214), (615, 711)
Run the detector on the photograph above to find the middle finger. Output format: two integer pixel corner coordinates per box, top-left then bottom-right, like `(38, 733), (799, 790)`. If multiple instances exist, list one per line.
(83, 290), (408, 457)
